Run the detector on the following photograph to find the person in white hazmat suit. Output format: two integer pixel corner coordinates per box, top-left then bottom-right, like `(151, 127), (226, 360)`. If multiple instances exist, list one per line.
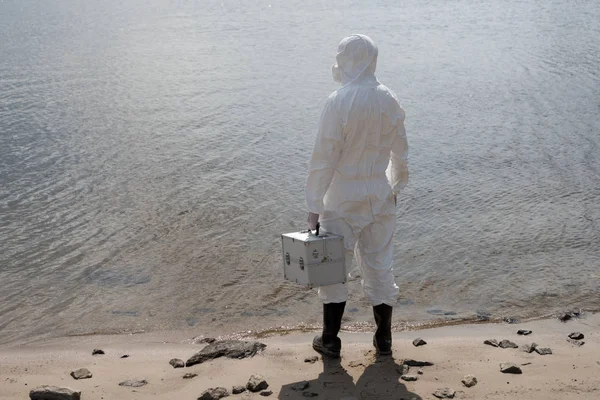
(305, 34), (409, 357)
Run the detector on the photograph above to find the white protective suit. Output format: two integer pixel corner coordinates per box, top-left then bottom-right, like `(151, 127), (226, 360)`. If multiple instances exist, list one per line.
(305, 34), (409, 307)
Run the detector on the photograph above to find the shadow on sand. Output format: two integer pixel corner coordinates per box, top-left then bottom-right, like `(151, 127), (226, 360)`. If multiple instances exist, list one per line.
(279, 354), (423, 400)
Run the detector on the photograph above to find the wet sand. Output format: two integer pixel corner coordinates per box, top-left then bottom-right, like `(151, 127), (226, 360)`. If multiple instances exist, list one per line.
(1, 314), (599, 399)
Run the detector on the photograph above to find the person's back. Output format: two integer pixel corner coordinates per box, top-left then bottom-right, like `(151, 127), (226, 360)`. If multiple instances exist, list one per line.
(305, 34), (409, 358)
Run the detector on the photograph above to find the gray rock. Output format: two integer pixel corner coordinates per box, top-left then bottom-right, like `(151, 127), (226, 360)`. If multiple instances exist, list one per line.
(417, 368), (424, 375)
(433, 387), (455, 398)
(183, 373), (198, 379)
(92, 349), (104, 356)
(232, 385), (246, 394)
(498, 340), (519, 349)
(247, 374), (269, 392)
(304, 356), (319, 363)
(484, 339), (499, 347)
(170, 358), (185, 368)
(120, 354), (129, 359)
(413, 338), (427, 347)
(397, 364), (410, 375)
(70, 368), (92, 380)
(568, 332), (584, 340)
(517, 330), (532, 335)
(403, 359), (434, 367)
(198, 387), (229, 400)
(500, 363), (522, 374)
(186, 341), (267, 367)
(535, 347), (552, 355)
(522, 343), (538, 353)
(118, 379), (148, 387)
(567, 339), (585, 347)
(30, 385), (81, 400)
(401, 374), (418, 381)
(302, 392), (319, 398)
(291, 381), (309, 391)
(461, 375), (477, 388)
(260, 390), (273, 396)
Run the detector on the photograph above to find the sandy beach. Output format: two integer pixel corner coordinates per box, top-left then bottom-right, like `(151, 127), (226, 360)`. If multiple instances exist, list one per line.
(1, 313), (598, 399)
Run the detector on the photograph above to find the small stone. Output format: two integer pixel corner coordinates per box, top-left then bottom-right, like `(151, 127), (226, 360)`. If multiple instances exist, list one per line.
(195, 337), (217, 344)
(291, 381), (309, 391)
(484, 339), (499, 347)
(260, 390), (273, 396)
(169, 358), (185, 368)
(198, 387), (229, 400)
(120, 355), (129, 359)
(461, 375), (477, 388)
(413, 338), (427, 347)
(522, 343), (538, 353)
(500, 363), (522, 374)
(517, 330), (532, 335)
(247, 374), (268, 392)
(92, 349), (104, 356)
(401, 375), (418, 382)
(302, 392), (318, 398)
(70, 368), (92, 380)
(403, 359), (434, 367)
(498, 340), (519, 349)
(232, 385), (246, 394)
(567, 339), (585, 347)
(503, 317), (520, 324)
(29, 385), (81, 400)
(433, 387), (455, 398)
(534, 347), (552, 355)
(397, 364), (410, 375)
(417, 369), (423, 375)
(568, 332), (584, 340)
(304, 356), (319, 364)
(118, 379), (148, 387)
(183, 373), (198, 379)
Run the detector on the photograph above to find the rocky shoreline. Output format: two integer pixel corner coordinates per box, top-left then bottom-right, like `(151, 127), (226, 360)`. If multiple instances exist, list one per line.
(2, 313), (599, 400)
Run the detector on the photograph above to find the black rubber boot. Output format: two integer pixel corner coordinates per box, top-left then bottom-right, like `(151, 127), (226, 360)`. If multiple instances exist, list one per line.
(373, 304), (393, 356)
(312, 302), (346, 358)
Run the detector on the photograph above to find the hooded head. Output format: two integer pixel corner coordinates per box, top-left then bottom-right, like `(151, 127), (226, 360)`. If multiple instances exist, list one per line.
(332, 34), (378, 85)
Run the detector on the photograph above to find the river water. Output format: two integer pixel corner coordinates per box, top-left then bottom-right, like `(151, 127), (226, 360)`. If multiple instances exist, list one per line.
(1, 0), (599, 345)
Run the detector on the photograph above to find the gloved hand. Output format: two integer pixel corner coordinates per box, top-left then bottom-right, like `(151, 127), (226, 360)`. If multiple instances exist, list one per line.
(307, 212), (319, 231)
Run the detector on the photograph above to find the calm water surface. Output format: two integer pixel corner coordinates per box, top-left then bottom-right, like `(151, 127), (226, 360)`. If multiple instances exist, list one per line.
(1, 0), (599, 345)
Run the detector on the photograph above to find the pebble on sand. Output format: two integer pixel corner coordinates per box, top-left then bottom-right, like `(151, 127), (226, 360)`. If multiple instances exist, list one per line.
(401, 374), (418, 382)
(534, 347), (552, 355)
(522, 343), (538, 353)
(413, 338), (427, 347)
(500, 363), (522, 374)
(461, 374), (477, 388)
(568, 332), (584, 340)
(183, 373), (198, 379)
(304, 356), (319, 364)
(118, 379), (148, 387)
(198, 387), (229, 400)
(498, 340), (519, 349)
(29, 385), (81, 400)
(169, 358), (185, 369)
(232, 385), (246, 394)
(517, 330), (532, 335)
(70, 368), (92, 380)
(260, 390), (273, 396)
(433, 387), (455, 398)
(247, 374), (269, 392)
(92, 349), (104, 356)
(484, 339), (499, 347)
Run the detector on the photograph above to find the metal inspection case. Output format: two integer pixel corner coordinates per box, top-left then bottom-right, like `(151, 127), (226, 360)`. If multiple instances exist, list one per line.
(281, 226), (346, 288)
